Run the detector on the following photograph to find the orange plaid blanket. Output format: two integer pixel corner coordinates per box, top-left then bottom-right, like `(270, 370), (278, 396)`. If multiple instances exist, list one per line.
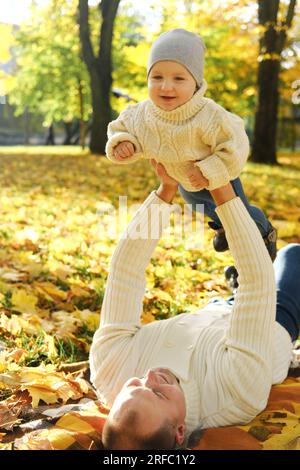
(4, 372), (299, 451)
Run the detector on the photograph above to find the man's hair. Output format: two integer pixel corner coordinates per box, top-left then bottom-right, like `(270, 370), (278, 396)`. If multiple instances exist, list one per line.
(102, 408), (178, 450)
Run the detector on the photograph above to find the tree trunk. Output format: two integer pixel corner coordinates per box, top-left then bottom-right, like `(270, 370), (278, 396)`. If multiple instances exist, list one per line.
(88, 68), (111, 154)
(252, 59), (280, 164)
(63, 122), (72, 145)
(24, 107), (30, 145)
(252, 0), (297, 164)
(45, 123), (55, 145)
(79, 120), (87, 149)
(78, 0), (121, 155)
(78, 77), (87, 149)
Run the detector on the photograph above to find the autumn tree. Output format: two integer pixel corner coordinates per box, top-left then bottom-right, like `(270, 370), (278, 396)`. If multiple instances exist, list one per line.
(8, 0), (91, 147)
(149, 0), (262, 123)
(78, 0), (121, 155)
(252, 0), (298, 164)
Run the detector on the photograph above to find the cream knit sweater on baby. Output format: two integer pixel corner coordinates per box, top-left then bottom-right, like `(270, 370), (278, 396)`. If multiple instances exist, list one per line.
(105, 80), (250, 191)
(90, 192), (293, 435)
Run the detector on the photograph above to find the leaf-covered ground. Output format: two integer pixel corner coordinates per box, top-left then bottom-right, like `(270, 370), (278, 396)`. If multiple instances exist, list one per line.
(0, 147), (299, 446)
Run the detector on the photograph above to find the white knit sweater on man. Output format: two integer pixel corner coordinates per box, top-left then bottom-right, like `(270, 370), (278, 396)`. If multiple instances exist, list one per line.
(90, 192), (293, 436)
(105, 80), (250, 191)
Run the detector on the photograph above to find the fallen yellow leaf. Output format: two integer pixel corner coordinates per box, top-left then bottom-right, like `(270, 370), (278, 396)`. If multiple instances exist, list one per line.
(56, 413), (94, 433)
(24, 386), (59, 408)
(11, 289), (38, 314)
(34, 282), (67, 301)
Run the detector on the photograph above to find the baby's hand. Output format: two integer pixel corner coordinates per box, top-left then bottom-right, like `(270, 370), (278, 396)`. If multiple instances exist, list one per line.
(187, 165), (209, 190)
(113, 141), (135, 161)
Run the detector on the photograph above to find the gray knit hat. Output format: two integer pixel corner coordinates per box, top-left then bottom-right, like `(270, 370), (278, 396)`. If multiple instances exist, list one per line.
(147, 29), (206, 87)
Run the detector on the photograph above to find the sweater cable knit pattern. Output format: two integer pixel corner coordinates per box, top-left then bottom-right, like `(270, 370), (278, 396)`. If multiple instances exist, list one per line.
(105, 80), (250, 191)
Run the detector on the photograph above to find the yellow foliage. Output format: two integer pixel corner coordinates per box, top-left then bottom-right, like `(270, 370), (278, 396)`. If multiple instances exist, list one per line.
(56, 414), (94, 434)
(43, 333), (58, 359)
(40, 428), (75, 450)
(0, 150), (299, 435)
(11, 289), (38, 315)
(27, 388), (58, 408)
(33, 282), (68, 302)
(0, 24), (14, 63)
(0, 365), (91, 408)
(76, 309), (100, 331)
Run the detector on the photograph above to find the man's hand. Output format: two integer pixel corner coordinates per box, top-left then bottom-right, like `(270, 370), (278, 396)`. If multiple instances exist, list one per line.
(150, 159), (178, 188)
(187, 164), (209, 190)
(151, 159), (178, 204)
(210, 183), (236, 206)
(113, 141), (135, 161)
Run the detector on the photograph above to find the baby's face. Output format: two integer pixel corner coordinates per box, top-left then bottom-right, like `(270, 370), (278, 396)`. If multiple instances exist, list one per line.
(148, 61), (197, 111)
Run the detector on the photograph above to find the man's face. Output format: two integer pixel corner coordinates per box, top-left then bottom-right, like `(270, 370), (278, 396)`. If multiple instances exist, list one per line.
(148, 61), (197, 111)
(109, 368), (186, 445)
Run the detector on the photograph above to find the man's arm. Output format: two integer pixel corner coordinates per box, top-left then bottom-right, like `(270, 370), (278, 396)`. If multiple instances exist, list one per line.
(212, 185), (276, 411)
(98, 177), (177, 329)
(89, 171), (177, 401)
(153, 159), (179, 203)
(210, 183), (236, 206)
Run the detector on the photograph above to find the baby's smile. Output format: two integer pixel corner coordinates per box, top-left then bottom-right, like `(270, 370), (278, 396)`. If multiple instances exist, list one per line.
(160, 96), (177, 104)
(148, 60), (197, 111)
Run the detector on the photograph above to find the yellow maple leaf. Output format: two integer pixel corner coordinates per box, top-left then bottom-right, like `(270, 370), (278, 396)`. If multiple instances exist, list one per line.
(25, 386), (58, 408)
(34, 282), (67, 302)
(56, 414), (94, 433)
(15, 366), (90, 407)
(55, 385), (76, 403)
(11, 289), (38, 315)
(46, 428), (75, 450)
(69, 284), (91, 298)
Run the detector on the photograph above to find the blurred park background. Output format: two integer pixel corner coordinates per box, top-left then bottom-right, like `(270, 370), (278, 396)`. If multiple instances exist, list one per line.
(0, 0), (299, 164)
